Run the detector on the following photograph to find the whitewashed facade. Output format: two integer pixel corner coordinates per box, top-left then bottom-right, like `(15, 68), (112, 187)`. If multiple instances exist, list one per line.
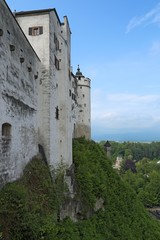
(0, 0), (40, 186)
(0, 0), (91, 187)
(75, 66), (91, 139)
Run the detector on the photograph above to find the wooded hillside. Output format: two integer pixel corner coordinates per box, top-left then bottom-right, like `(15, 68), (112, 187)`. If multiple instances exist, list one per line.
(0, 138), (160, 239)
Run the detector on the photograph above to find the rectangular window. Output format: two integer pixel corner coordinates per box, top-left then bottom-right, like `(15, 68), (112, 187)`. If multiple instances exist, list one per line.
(68, 69), (71, 79)
(2, 123), (11, 138)
(54, 33), (59, 51)
(55, 56), (60, 70)
(29, 26), (43, 36)
(55, 106), (59, 120)
(72, 93), (76, 101)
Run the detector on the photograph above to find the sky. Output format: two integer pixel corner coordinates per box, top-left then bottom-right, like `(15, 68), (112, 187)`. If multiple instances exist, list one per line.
(5, 0), (160, 142)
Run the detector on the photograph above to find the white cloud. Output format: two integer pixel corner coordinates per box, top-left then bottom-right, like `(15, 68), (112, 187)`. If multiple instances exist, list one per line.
(91, 91), (160, 134)
(126, 3), (160, 33)
(107, 93), (160, 104)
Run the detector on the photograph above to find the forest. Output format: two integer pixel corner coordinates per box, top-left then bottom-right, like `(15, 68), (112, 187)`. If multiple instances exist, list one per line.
(0, 138), (160, 239)
(100, 140), (160, 208)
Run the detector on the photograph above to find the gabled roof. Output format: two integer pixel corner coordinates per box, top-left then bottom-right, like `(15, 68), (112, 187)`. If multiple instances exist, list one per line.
(15, 8), (62, 26)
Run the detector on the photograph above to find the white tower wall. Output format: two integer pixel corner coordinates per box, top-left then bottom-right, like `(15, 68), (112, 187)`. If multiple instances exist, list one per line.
(16, 10), (60, 168)
(57, 16), (73, 167)
(75, 67), (91, 139)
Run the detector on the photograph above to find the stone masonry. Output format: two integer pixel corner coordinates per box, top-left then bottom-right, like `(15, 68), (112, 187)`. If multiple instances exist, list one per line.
(0, 0), (91, 188)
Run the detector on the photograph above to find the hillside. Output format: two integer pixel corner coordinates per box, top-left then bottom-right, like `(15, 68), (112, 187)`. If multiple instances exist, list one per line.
(0, 138), (160, 239)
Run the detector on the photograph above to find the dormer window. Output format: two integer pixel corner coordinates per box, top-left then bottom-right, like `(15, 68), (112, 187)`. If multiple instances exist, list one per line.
(29, 26), (43, 36)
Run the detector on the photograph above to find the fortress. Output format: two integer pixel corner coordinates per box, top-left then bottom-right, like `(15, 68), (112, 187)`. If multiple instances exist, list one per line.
(0, 0), (91, 187)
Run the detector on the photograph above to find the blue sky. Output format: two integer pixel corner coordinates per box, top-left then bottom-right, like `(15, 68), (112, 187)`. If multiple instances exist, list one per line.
(6, 0), (160, 141)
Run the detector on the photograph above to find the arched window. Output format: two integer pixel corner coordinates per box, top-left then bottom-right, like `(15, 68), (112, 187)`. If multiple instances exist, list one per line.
(2, 123), (11, 138)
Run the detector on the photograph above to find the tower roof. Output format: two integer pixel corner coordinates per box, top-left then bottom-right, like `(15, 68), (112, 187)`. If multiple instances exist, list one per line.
(75, 65), (84, 77)
(104, 140), (111, 148)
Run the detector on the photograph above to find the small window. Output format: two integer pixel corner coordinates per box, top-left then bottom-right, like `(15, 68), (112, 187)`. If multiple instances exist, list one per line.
(7, 30), (10, 40)
(55, 106), (59, 120)
(54, 33), (59, 51)
(55, 56), (60, 70)
(69, 89), (71, 96)
(68, 69), (71, 79)
(29, 26), (43, 36)
(10, 45), (15, 52)
(2, 123), (11, 138)
(0, 29), (3, 36)
(83, 94), (85, 97)
(72, 93), (76, 100)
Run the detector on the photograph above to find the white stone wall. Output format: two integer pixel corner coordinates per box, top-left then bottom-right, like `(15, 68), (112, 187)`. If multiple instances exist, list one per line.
(71, 74), (78, 139)
(0, 0), (40, 187)
(0, 0), (92, 188)
(57, 16), (73, 167)
(76, 74), (91, 139)
(48, 10), (60, 168)
(16, 10), (52, 163)
(16, 10), (60, 168)
(16, 10), (73, 169)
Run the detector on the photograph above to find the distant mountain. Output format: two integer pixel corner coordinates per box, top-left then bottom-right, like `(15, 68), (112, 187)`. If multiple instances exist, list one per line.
(92, 130), (160, 142)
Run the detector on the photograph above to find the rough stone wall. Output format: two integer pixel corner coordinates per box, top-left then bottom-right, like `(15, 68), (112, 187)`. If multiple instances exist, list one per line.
(15, 11), (52, 164)
(16, 10), (60, 168)
(0, 138), (11, 187)
(0, 0), (40, 187)
(57, 16), (73, 167)
(71, 74), (78, 139)
(0, 0), (92, 189)
(48, 10), (60, 168)
(76, 76), (91, 139)
(16, 10), (74, 169)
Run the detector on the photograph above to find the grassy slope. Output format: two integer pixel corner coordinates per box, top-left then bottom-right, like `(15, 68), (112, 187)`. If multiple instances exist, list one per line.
(0, 138), (160, 239)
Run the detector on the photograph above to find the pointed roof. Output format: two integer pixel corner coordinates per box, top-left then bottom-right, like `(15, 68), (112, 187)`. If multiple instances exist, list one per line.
(104, 140), (111, 148)
(75, 65), (84, 77)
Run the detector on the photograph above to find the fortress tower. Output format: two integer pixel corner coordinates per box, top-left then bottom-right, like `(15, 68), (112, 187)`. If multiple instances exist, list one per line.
(0, 0), (91, 187)
(15, 9), (73, 168)
(75, 66), (91, 139)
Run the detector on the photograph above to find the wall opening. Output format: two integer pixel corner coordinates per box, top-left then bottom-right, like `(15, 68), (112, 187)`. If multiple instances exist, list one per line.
(28, 26), (43, 36)
(2, 123), (11, 138)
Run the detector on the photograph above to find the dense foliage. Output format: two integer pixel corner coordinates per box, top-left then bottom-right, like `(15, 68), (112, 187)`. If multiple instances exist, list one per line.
(0, 138), (160, 239)
(100, 140), (160, 207)
(121, 159), (160, 207)
(103, 141), (160, 162)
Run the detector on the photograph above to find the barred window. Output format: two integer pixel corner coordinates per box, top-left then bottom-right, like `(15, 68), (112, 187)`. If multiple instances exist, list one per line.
(29, 26), (43, 36)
